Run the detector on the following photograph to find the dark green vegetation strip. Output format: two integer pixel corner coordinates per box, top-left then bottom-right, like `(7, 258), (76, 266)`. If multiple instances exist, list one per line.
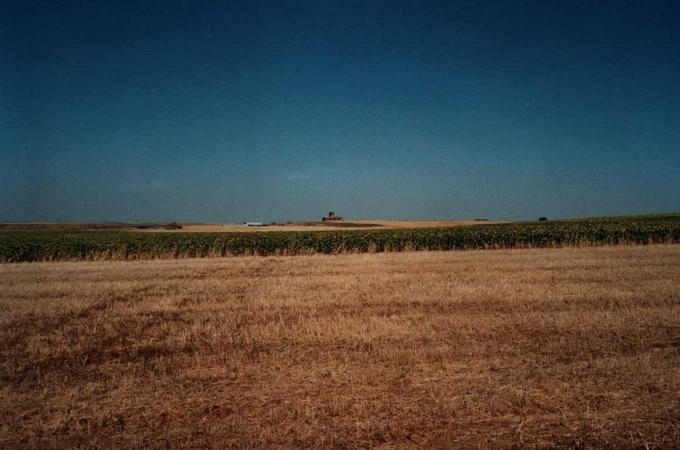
(1, 214), (679, 262)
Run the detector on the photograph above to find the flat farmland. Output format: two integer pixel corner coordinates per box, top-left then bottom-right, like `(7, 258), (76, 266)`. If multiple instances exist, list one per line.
(2, 245), (679, 448)
(151, 220), (505, 233)
(2, 214), (679, 262)
(0, 220), (504, 233)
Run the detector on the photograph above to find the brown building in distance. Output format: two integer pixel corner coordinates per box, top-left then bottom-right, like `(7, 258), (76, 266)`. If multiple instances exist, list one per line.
(322, 211), (343, 222)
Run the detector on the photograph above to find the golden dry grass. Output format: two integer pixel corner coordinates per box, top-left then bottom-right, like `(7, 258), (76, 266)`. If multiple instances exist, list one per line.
(1, 245), (679, 448)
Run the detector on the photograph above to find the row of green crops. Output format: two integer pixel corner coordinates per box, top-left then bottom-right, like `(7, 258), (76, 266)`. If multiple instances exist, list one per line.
(1, 214), (679, 262)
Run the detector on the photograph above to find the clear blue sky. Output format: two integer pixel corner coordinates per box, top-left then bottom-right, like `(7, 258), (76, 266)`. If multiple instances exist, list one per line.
(2, 0), (679, 222)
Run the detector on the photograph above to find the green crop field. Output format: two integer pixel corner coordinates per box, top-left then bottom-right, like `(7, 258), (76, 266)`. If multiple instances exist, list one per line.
(1, 214), (679, 262)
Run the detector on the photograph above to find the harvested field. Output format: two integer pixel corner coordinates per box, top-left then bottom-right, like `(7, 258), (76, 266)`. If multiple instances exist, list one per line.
(1, 245), (680, 447)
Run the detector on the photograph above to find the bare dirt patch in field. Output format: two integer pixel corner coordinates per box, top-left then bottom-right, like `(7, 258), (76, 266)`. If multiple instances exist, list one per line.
(1, 245), (679, 447)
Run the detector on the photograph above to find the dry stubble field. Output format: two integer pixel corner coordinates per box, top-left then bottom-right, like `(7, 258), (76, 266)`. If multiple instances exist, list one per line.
(1, 245), (680, 448)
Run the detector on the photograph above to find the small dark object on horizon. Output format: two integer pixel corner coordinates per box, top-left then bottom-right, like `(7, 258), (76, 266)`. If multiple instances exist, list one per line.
(166, 222), (183, 229)
(539, 217), (548, 222)
(322, 211), (343, 221)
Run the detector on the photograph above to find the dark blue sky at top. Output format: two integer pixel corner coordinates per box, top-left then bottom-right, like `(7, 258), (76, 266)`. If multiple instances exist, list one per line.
(1, 1), (679, 222)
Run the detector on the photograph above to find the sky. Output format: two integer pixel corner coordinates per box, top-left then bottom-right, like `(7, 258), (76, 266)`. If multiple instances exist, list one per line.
(1, 0), (679, 223)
